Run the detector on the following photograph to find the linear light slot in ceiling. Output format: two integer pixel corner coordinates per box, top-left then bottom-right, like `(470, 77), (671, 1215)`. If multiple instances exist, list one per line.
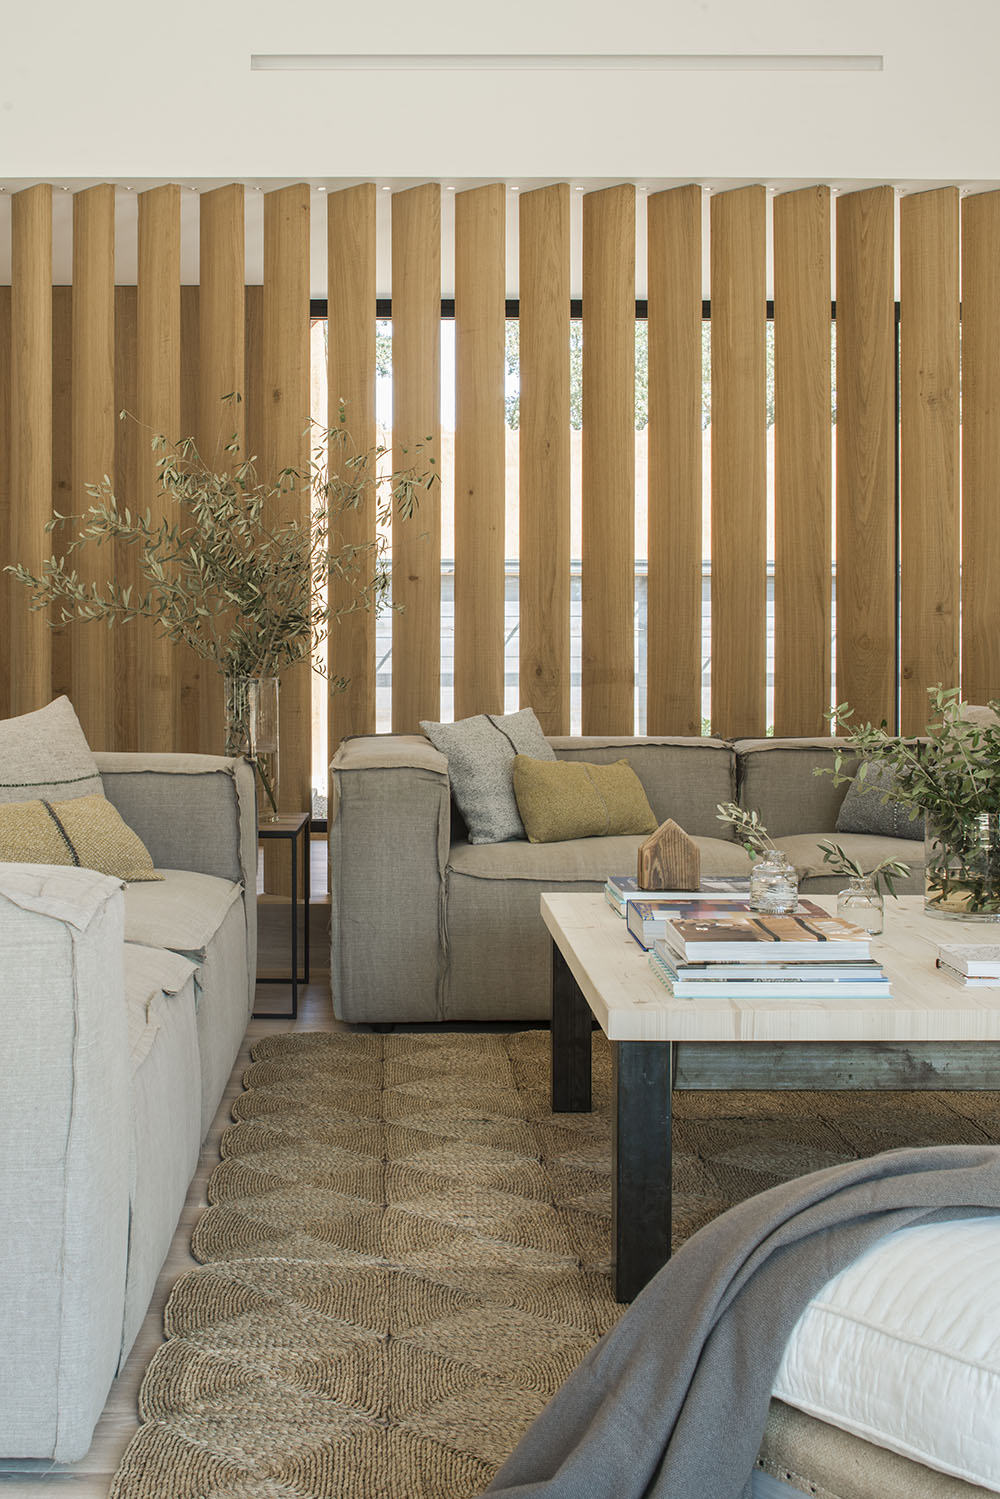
(250, 53), (884, 72)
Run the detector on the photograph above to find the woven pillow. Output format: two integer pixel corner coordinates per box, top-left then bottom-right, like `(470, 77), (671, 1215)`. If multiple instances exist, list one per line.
(0, 696), (103, 805)
(835, 763), (925, 841)
(0, 793), (163, 881)
(419, 708), (556, 844)
(512, 755), (658, 844)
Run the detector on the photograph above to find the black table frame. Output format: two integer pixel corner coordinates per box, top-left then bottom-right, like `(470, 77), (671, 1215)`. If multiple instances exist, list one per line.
(254, 812), (310, 1019)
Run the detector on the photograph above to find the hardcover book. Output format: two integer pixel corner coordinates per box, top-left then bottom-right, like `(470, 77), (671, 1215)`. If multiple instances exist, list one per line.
(625, 895), (825, 950)
(647, 946), (890, 999)
(657, 909), (872, 962)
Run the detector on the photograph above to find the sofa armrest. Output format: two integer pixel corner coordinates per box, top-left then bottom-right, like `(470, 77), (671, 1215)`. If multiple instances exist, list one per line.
(329, 735), (450, 1023)
(0, 864), (131, 1459)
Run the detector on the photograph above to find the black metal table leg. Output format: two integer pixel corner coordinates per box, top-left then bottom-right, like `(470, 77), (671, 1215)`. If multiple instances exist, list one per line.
(551, 939), (593, 1112)
(612, 1039), (673, 1302)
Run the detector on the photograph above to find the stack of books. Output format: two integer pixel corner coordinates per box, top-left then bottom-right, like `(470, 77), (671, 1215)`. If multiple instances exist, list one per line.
(645, 899), (890, 1000)
(935, 939), (1000, 988)
(604, 872), (749, 920)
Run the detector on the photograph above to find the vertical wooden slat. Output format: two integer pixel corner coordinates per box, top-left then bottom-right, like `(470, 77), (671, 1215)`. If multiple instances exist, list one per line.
(50, 286), (73, 703)
(71, 184), (115, 748)
(391, 183), (441, 732)
(197, 183), (246, 756)
(710, 184), (767, 739)
(0, 286), (10, 720)
(114, 287), (138, 750)
(136, 183), (182, 750)
(454, 183), (506, 719)
(262, 185), (311, 875)
(898, 187), (961, 731)
(327, 183), (377, 750)
(519, 184), (571, 735)
(582, 183), (636, 734)
(177, 283), (202, 752)
(836, 186), (896, 729)
(646, 184), (703, 736)
(773, 185), (833, 736)
(961, 190), (1000, 705)
(10, 184), (53, 715)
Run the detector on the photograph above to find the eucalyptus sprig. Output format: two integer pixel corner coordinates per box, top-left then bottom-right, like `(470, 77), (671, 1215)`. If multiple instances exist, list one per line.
(5, 399), (440, 686)
(817, 841), (911, 899)
(716, 802), (775, 861)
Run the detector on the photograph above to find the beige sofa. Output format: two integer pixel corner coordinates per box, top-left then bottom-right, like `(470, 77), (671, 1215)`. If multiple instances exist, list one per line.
(329, 733), (924, 1025)
(0, 752), (257, 1461)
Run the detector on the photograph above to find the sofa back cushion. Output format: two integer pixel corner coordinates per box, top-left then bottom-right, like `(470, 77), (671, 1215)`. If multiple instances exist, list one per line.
(735, 738), (854, 839)
(548, 736), (737, 837)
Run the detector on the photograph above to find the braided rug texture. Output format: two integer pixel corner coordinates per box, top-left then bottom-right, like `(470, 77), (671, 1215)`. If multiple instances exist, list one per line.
(110, 1028), (1000, 1499)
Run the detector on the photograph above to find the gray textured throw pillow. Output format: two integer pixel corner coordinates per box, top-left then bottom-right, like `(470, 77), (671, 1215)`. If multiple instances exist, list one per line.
(0, 696), (104, 806)
(835, 763), (925, 841)
(420, 708), (556, 844)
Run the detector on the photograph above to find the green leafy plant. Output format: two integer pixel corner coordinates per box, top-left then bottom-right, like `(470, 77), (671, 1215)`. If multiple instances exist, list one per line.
(5, 401), (439, 686)
(715, 802), (775, 860)
(816, 840), (911, 898)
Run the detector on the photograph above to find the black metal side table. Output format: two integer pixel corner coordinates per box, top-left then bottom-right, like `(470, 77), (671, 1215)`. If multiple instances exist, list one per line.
(255, 811), (310, 1019)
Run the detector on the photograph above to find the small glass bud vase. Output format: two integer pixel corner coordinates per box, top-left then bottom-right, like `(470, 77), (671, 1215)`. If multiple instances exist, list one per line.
(748, 850), (799, 914)
(837, 875), (884, 935)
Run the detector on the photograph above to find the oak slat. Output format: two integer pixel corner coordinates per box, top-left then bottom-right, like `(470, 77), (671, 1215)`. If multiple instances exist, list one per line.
(262, 185), (312, 885)
(197, 184), (246, 756)
(327, 183), (377, 749)
(390, 183), (441, 732)
(51, 286), (73, 706)
(177, 283), (203, 753)
(646, 185), (703, 735)
(582, 183), (636, 734)
(0, 286), (9, 719)
(960, 191), (1000, 705)
(709, 185), (767, 738)
(518, 183), (571, 734)
(113, 287), (138, 750)
(136, 183), (182, 750)
(71, 184), (116, 748)
(454, 183), (506, 719)
(773, 185), (832, 736)
(835, 186), (896, 728)
(899, 188), (960, 733)
(9, 184), (53, 715)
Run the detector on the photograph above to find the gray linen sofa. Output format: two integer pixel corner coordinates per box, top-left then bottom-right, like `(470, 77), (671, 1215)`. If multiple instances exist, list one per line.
(329, 733), (924, 1025)
(0, 751), (257, 1461)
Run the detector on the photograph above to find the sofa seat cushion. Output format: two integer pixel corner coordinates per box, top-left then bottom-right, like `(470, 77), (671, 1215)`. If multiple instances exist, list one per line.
(122, 869), (242, 961)
(447, 833), (750, 883)
(123, 941), (199, 1072)
(774, 832), (925, 884)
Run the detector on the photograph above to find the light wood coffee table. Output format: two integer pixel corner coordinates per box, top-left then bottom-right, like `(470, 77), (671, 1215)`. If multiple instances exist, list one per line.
(543, 891), (1000, 1302)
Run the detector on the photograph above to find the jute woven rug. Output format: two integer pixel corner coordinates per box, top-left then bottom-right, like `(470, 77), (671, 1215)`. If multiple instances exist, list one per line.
(110, 1028), (1000, 1499)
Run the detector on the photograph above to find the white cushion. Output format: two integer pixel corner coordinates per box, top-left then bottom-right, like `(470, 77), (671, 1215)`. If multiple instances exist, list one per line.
(122, 868), (242, 959)
(0, 697), (103, 804)
(774, 1215), (1000, 1490)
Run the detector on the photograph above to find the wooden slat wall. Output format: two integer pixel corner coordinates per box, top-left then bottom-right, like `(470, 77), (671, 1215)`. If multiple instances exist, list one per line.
(518, 183), (571, 734)
(196, 183), (245, 756)
(9, 184), (53, 716)
(454, 183), (506, 719)
(0, 286), (9, 720)
(50, 287), (73, 704)
(835, 186), (896, 729)
(773, 185), (832, 736)
(710, 184), (767, 738)
(899, 187), (961, 733)
(261, 185), (311, 877)
(960, 190), (1000, 705)
(177, 284), (202, 752)
(646, 184), (703, 735)
(135, 183), (182, 751)
(70, 185), (116, 748)
(327, 183), (377, 747)
(113, 286), (138, 752)
(390, 183), (441, 733)
(582, 183), (636, 733)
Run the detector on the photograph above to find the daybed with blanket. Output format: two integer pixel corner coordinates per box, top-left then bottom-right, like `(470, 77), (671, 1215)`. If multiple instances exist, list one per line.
(0, 697), (257, 1460)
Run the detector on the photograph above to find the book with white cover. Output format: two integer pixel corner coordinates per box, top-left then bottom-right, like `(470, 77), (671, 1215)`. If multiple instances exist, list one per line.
(934, 939), (1000, 977)
(935, 959), (1000, 988)
(648, 946), (891, 999)
(654, 942), (888, 984)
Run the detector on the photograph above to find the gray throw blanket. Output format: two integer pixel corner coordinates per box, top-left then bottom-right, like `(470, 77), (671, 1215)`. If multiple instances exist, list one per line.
(485, 1143), (1000, 1499)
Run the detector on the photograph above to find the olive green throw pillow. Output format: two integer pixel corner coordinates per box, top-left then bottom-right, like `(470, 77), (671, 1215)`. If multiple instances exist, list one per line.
(512, 755), (657, 844)
(0, 793), (163, 881)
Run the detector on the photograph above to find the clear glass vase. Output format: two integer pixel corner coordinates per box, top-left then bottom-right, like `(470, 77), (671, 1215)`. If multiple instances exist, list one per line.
(924, 811), (1000, 920)
(749, 850), (799, 914)
(837, 875), (884, 935)
(224, 674), (280, 821)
